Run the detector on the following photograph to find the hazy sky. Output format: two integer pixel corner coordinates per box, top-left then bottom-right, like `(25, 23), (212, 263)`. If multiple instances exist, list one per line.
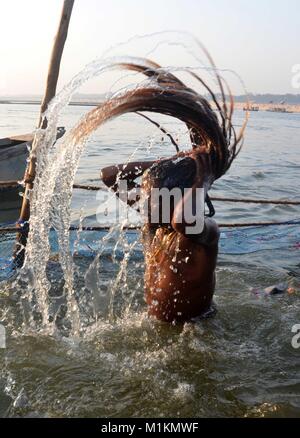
(0, 0), (299, 96)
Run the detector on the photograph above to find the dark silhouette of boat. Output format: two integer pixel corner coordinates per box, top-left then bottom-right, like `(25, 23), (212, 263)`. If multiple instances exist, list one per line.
(266, 100), (293, 113)
(243, 104), (259, 112)
(0, 128), (65, 218)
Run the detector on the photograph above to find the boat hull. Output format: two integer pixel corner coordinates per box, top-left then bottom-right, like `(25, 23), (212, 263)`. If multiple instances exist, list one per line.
(0, 141), (29, 181)
(0, 185), (22, 222)
(0, 129), (65, 221)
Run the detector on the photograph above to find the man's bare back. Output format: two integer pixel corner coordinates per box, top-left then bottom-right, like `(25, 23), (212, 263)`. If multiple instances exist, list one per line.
(143, 221), (219, 322)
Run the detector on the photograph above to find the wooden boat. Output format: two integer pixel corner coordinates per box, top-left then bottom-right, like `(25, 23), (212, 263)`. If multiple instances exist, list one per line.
(243, 105), (259, 112)
(266, 106), (293, 113)
(0, 128), (65, 219)
(266, 100), (293, 113)
(0, 128), (65, 183)
(0, 133), (32, 182)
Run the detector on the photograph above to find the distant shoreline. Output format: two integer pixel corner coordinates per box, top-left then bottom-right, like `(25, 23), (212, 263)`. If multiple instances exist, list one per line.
(234, 102), (300, 113)
(0, 100), (100, 107)
(0, 99), (300, 113)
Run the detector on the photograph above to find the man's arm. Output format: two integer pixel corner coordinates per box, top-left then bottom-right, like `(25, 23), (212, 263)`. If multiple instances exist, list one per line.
(171, 152), (218, 246)
(100, 161), (156, 207)
(100, 151), (189, 190)
(193, 217), (220, 246)
(100, 150), (191, 190)
(172, 205), (219, 246)
(100, 161), (155, 190)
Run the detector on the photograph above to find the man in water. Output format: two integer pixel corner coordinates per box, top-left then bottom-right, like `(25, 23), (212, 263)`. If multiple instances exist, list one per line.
(100, 147), (219, 323)
(97, 59), (245, 323)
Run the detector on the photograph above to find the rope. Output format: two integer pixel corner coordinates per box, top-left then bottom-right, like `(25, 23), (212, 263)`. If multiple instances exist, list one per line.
(2, 180), (300, 206)
(0, 227), (19, 233)
(68, 221), (300, 229)
(1, 220), (300, 234)
(0, 181), (105, 191)
(73, 183), (101, 191)
(0, 181), (20, 190)
(219, 220), (300, 228)
(210, 196), (300, 206)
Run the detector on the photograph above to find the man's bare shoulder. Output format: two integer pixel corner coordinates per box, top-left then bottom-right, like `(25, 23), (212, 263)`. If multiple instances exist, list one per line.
(185, 218), (220, 248)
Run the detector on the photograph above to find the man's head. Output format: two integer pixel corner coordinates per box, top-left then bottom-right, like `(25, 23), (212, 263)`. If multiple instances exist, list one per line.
(145, 156), (197, 193)
(141, 156), (198, 227)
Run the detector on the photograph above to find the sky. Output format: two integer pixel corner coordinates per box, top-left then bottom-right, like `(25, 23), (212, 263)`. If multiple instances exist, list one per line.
(0, 0), (299, 96)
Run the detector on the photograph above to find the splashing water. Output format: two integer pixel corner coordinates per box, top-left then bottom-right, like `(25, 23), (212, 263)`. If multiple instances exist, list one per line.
(9, 33), (247, 337)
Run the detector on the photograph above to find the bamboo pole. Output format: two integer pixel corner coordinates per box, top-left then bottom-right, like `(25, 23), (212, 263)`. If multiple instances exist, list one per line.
(38, 0), (75, 127)
(14, 0), (74, 267)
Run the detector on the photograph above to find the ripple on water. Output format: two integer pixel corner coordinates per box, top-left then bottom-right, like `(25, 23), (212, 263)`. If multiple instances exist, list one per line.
(0, 259), (299, 418)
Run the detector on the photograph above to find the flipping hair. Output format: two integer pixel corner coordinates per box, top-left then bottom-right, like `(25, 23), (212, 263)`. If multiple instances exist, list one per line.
(71, 56), (247, 183)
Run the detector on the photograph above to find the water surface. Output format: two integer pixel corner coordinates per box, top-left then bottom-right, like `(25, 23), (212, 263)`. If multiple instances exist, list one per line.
(0, 104), (299, 417)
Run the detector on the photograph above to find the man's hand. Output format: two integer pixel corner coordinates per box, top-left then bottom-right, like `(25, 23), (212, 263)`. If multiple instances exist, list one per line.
(100, 160), (158, 207)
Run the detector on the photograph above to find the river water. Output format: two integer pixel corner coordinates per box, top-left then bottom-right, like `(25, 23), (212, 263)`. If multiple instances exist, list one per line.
(0, 103), (299, 417)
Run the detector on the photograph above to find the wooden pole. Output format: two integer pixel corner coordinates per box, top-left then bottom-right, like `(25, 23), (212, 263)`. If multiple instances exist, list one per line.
(15, 0), (75, 267)
(39, 0), (75, 127)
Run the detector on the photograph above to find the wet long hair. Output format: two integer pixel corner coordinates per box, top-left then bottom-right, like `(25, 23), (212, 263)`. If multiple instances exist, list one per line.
(71, 56), (247, 183)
